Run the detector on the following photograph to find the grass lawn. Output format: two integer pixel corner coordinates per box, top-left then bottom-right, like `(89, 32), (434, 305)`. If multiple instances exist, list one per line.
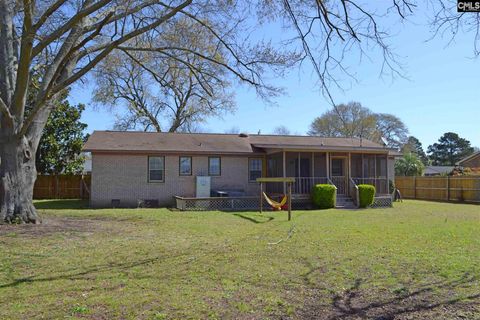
(0, 200), (479, 319)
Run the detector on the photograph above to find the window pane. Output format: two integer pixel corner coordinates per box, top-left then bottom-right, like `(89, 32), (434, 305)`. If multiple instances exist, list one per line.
(180, 157), (191, 175)
(249, 158), (262, 181)
(209, 157), (220, 175)
(149, 169), (163, 181)
(149, 157), (164, 181)
(149, 157), (163, 170)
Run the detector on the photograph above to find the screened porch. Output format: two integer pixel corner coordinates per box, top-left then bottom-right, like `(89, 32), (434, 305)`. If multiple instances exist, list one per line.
(265, 151), (390, 195)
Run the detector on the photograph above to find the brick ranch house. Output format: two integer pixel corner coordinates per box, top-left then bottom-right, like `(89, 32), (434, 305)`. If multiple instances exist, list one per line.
(83, 131), (399, 208)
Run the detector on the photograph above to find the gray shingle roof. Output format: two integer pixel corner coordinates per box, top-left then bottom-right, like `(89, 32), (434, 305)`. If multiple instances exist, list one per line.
(83, 131), (391, 154)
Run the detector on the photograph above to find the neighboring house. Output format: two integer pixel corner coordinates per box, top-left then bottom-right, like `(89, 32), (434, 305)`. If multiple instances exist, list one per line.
(456, 151), (480, 168)
(83, 131), (399, 208)
(424, 166), (455, 176)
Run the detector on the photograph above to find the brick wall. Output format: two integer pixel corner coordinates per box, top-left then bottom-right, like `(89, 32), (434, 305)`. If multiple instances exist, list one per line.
(91, 153), (260, 207)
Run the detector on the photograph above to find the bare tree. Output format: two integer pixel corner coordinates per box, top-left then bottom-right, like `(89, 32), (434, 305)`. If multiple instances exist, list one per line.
(224, 126), (241, 134)
(272, 125), (291, 135)
(0, 0), (295, 223)
(429, 0), (480, 56)
(0, 0), (417, 223)
(93, 18), (235, 132)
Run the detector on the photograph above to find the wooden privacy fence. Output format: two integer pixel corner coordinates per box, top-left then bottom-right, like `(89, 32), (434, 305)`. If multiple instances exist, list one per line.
(33, 175), (91, 199)
(395, 176), (480, 203)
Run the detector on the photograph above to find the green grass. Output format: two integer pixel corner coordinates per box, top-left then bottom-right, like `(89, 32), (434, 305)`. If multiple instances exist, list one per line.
(0, 200), (479, 319)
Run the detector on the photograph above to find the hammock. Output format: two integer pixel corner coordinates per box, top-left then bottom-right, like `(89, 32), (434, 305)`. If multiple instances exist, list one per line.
(263, 192), (287, 210)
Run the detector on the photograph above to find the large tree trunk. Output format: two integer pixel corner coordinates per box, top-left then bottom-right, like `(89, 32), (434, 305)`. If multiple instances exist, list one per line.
(0, 136), (40, 224)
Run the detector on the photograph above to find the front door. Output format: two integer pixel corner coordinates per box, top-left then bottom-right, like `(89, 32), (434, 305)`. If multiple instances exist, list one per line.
(331, 158), (347, 195)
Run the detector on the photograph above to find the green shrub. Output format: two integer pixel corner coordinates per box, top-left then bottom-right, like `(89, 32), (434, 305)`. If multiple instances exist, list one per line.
(358, 184), (375, 208)
(311, 184), (336, 209)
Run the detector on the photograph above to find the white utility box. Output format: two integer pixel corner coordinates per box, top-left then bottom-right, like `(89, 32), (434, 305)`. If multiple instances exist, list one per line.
(196, 176), (211, 198)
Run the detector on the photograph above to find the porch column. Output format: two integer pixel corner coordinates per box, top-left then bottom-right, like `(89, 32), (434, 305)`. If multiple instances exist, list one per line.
(348, 153), (351, 180)
(326, 152), (330, 180)
(282, 150), (286, 194)
(386, 154), (389, 194)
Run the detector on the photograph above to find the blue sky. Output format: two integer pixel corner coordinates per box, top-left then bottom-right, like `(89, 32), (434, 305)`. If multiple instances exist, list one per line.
(70, 4), (480, 150)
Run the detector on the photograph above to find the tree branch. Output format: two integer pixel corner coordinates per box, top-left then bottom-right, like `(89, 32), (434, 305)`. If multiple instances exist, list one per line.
(11, 0), (35, 120)
(32, 0), (112, 57)
(52, 0), (192, 93)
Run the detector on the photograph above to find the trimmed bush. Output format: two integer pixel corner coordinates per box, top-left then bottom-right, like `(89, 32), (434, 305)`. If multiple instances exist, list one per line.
(358, 184), (376, 208)
(311, 184), (336, 209)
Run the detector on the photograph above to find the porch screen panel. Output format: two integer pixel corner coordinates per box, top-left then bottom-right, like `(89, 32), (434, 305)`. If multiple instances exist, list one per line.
(376, 156), (387, 178)
(286, 152), (298, 177)
(314, 153), (327, 177)
(351, 154), (362, 177)
(299, 153), (312, 177)
(267, 153), (283, 177)
(363, 155), (376, 177)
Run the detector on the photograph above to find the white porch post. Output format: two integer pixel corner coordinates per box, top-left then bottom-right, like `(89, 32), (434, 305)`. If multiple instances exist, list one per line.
(348, 152), (351, 179)
(348, 152), (351, 191)
(386, 153), (389, 194)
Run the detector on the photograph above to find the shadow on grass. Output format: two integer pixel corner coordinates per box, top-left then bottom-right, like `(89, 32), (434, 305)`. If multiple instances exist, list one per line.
(34, 199), (89, 210)
(0, 253), (186, 289)
(299, 266), (480, 319)
(233, 213), (274, 224)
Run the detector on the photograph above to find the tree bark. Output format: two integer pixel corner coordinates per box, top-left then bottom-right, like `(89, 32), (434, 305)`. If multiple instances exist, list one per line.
(0, 137), (40, 224)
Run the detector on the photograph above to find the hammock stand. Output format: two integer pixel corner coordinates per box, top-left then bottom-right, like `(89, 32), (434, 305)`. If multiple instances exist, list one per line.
(256, 177), (295, 221)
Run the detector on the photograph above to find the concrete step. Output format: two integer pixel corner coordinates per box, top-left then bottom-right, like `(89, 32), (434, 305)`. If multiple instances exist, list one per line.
(335, 196), (356, 209)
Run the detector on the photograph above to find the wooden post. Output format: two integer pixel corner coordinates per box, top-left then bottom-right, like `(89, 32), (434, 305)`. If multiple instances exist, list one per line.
(413, 176), (417, 199)
(288, 182), (292, 221)
(446, 175), (450, 202)
(260, 182), (263, 213)
(348, 152), (351, 192)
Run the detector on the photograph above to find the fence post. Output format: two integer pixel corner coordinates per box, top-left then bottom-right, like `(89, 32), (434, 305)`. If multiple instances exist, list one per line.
(413, 176), (416, 199)
(80, 175), (84, 199)
(55, 175), (58, 198)
(446, 175), (450, 202)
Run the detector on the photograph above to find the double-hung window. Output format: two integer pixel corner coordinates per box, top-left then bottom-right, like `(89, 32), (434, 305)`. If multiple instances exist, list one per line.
(249, 158), (263, 182)
(148, 156), (164, 182)
(208, 157), (221, 176)
(179, 156), (192, 176)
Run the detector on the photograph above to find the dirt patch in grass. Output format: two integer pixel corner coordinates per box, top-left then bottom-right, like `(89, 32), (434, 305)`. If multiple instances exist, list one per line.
(0, 215), (114, 237)
(298, 275), (480, 319)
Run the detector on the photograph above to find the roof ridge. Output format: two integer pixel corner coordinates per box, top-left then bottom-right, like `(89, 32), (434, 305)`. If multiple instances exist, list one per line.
(94, 130), (369, 141)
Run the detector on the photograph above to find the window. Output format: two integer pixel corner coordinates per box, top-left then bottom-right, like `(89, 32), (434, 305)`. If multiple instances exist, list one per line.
(148, 156), (164, 182)
(208, 157), (221, 176)
(179, 156), (192, 176)
(249, 158), (263, 182)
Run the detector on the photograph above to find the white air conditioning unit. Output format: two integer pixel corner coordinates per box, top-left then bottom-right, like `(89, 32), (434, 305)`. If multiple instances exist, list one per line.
(196, 176), (211, 198)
